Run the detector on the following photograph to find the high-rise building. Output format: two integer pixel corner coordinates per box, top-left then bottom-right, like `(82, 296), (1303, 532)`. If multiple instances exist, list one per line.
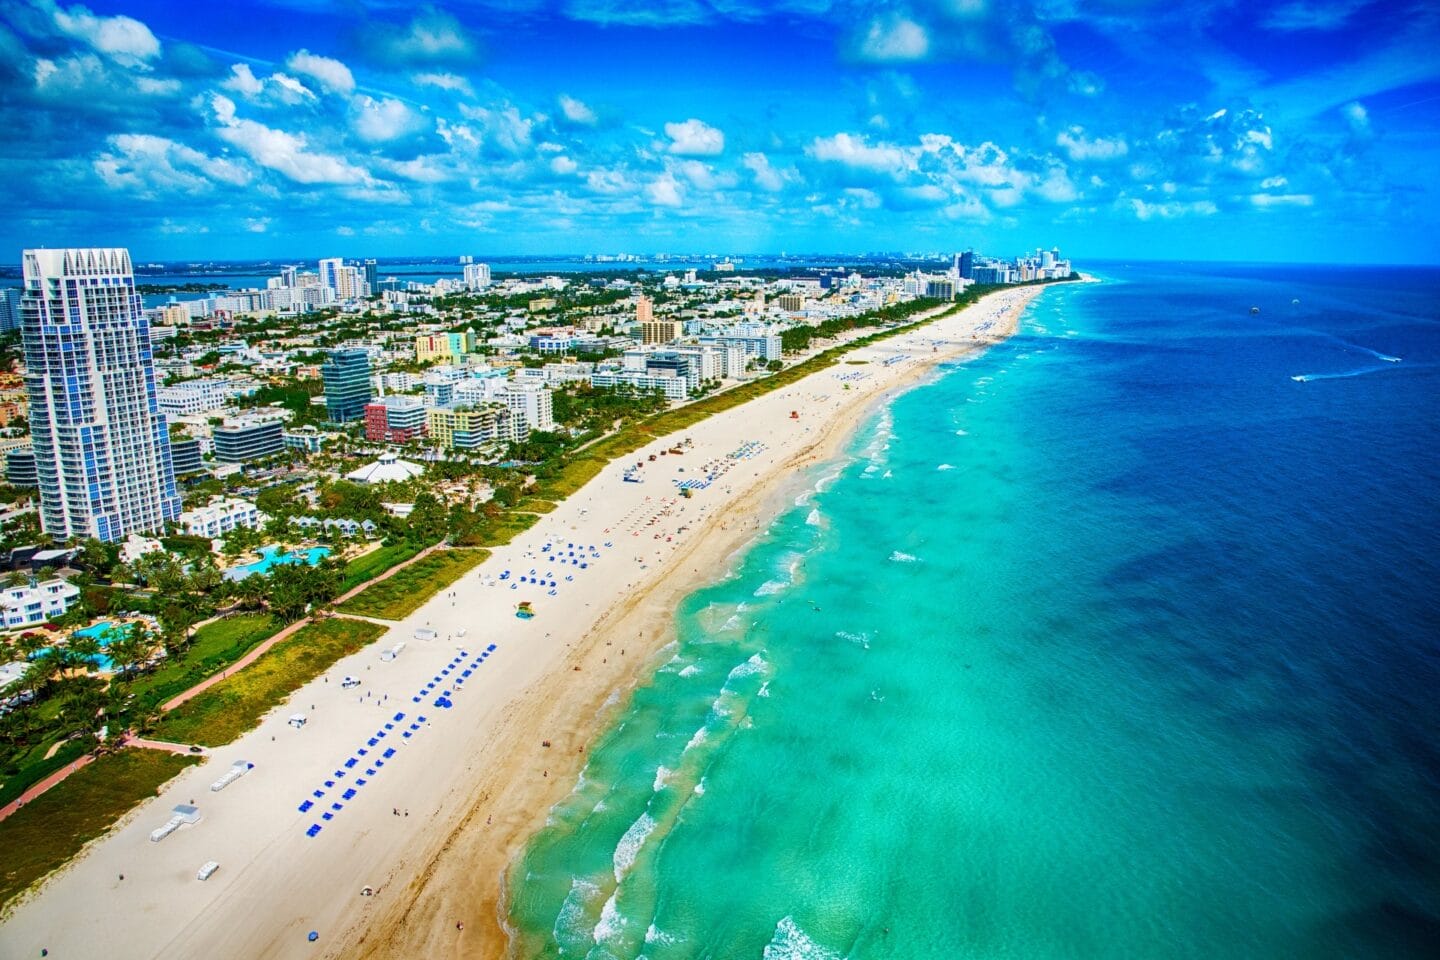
(636, 295), (654, 325)
(463, 263), (492, 290)
(958, 250), (976, 280)
(363, 258), (378, 294)
(322, 348), (373, 421)
(318, 257), (344, 293)
(20, 248), (182, 542)
(280, 265), (298, 288)
(0, 287), (22, 332)
(212, 414), (285, 463)
(642, 319), (683, 345)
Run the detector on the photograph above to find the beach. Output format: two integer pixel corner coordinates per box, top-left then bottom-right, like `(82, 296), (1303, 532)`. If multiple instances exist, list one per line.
(0, 284), (1042, 960)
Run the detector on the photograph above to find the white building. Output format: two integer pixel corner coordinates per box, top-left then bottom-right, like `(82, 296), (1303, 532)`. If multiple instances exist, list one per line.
(3, 578), (81, 629)
(590, 370), (688, 401)
(499, 380), (555, 431)
(156, 377), (257, 417)
(463, 262), (492, 290)
(20, 248), (183, 542)
(177, 497), (263, 539)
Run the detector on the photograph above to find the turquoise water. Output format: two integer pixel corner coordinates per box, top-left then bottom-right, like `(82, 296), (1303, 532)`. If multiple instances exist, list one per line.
(231, 544), (330, 577)
(50, 620), (125, 671)
(504, 265), (1440, 958)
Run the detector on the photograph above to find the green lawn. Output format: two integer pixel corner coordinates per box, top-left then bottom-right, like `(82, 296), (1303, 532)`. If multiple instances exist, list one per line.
(341, 541), (424, 592)
(515, 498), (557, 514)
(150, 618), (385, 747)
(338, 549), (489, 620)
(0, 749), (201, 911)
(124, 614), (281, 711)
(0, 737), (90, 810)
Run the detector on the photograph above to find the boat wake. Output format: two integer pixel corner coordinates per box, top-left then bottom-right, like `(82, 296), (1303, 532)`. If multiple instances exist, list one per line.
(1291, 362), (1404, 383)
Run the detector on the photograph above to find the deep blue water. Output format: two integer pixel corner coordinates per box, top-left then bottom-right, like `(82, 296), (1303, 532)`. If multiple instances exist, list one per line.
(506, 263), (1440, 958)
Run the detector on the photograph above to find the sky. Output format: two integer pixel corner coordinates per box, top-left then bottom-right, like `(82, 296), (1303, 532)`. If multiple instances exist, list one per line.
(1, 0), (1438, 263)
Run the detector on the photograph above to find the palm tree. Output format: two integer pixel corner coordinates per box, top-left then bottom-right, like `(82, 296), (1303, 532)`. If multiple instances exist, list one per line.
(4, 569), (30, 588)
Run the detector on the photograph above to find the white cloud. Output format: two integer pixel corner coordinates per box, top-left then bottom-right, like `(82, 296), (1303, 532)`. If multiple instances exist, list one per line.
(212, 98), (370, 186)
(675, 159), (736, 191)
(413, 72), (474, 96)
(558, 94), (598, 126)
(286, 49), (355, 95)
(268, 72), (315, 105)
(1056, 126), (1128, 161)
(1127, 198), (1219, 220)
(647, 172), (685, 207)
(1249, 193), (1314, 208)
(51, 2), (160, 66)
(808, 132), (909, 173)
(742, 152), (788, 192)
(1260, 175), (1289, 189)
(353, 96), (424, 142)
(665, 118), (725, 156)
(1342, 100), (1370, 134)
(245, 218), (269, 233)
(93, 133), (251, 196)
(222, 63), (264, 98)
(458, 103), (536, 153)
(856, 15), (930, 62)
(550, 155), (578, 175)
(369, 9), (475, 65)
(1263, 0), (1371, 32)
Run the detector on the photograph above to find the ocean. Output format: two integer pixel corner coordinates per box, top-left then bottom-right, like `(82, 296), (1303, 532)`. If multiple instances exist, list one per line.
(503, 263), (1440, 958)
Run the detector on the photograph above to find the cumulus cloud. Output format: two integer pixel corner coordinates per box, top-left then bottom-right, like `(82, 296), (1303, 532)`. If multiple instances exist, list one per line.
(809, 133), (909, 174)
(558, 93), (598, 126)
(93, 133), (251, 196)
(221, 63), (315, 105)
(647, 171), (685, 206)
(1056, 126), (1128, 161)
(413, 72), (473, 95)
(364, 9), (476, 66)
(742, 152), (789, 192)
(50, 2), (160, 66)
(353, 95), (425, 142)
(286, 49), (354, 95)
(856, 15), (930, 62)
(212, 94), (371, 185)
(665, 118), (725, 156)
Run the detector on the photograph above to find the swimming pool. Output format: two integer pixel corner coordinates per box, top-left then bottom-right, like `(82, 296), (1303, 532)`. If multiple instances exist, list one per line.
(41, 620), (128, 672)
(227, 544), (331, 579)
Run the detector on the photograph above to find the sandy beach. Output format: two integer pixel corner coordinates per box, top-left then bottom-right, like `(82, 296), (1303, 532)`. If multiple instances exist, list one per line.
(0, 284), (1044, 960)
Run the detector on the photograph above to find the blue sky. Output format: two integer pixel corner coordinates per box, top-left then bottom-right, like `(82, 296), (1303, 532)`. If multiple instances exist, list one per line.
(2, 0), (1437, 262)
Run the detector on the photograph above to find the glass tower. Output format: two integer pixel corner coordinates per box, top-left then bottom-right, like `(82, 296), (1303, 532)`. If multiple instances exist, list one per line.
(322, 348), (373, 421)
(21, 247), (182, 542)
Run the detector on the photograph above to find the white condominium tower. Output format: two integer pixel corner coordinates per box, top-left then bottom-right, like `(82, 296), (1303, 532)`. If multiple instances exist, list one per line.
(20, 247), (182, 542)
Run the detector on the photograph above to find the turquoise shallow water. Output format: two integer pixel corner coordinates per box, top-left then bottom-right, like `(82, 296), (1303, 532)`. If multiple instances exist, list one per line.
(504, 265), (1440, 958)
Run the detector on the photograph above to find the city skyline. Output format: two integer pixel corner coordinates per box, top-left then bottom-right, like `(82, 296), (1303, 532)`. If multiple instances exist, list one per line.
(2, 1), (1438, 263)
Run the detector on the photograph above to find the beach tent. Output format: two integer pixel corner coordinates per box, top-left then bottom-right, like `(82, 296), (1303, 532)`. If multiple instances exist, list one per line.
(414, 628), (437, 641)
(288, 713), (307, 728)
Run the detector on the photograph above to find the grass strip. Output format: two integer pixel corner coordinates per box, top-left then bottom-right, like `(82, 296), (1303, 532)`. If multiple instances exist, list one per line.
(340, 541), (424, 592)
(337, 549), (489, 621)
(0, 749), (201, 911)
(150, 618), (385, 747)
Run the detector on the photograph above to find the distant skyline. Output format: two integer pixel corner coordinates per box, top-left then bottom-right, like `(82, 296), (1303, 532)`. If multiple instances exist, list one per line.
(2, 1), (1438, 263)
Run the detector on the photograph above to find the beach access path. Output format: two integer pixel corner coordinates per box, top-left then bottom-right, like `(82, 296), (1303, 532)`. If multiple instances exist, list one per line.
(0, 284), (1049, 960)
(0, 543), (445, 825)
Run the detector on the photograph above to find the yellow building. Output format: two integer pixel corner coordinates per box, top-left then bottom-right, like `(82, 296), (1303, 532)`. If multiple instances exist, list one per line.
(425, 403), (524, 450)
(641, 319), (683, 345)
(415, 332), (470, 364)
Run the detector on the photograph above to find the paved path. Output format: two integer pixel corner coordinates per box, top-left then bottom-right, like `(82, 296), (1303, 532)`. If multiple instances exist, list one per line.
(0, 543), (444, 823)
(0, 755), (96, 822)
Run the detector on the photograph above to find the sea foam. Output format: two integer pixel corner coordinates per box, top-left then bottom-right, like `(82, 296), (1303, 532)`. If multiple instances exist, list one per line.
(762, 917), (844, 960)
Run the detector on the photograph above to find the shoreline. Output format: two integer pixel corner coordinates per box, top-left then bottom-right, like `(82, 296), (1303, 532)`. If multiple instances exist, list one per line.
(342, 285), (1042, 960)
(0, 283), (1049, 960)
